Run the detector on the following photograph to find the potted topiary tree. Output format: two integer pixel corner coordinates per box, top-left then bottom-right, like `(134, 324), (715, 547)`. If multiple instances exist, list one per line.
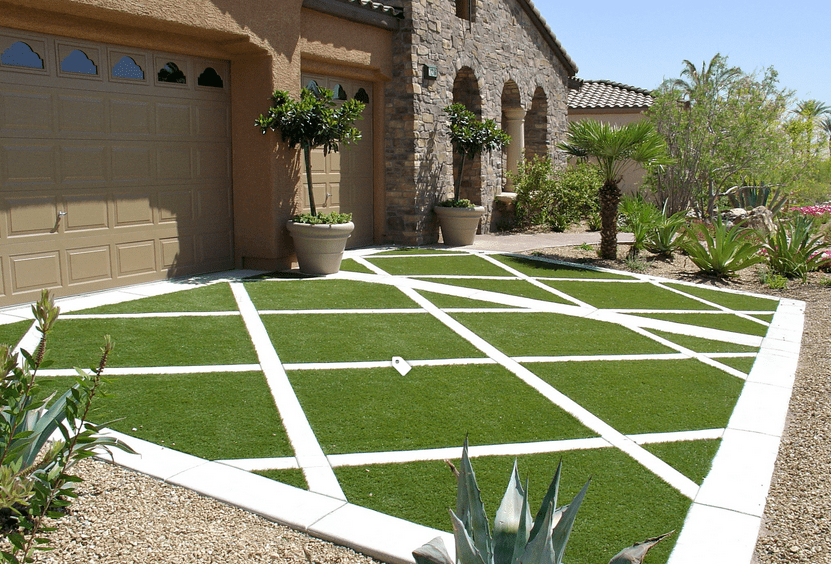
(437, 103), (510, 245)
(256, 85), (365, 274)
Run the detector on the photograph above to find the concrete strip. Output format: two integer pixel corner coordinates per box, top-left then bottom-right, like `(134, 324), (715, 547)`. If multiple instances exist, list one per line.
(38, 364), (262, 377)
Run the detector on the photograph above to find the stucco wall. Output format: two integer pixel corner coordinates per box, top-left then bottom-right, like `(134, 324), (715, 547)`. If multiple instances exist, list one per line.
(1, 0), (393, 270)
(383, 0), (571, 244)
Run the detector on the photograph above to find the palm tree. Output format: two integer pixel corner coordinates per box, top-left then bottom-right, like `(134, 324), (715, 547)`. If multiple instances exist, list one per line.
(821, 116), (831, 155)
(559, 119), (669, 259)
(793, 99), (831, 151)
(666, 53), (741, 100)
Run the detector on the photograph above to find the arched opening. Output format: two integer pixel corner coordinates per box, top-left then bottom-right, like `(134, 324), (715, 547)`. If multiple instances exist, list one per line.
(525, 87), (548, 161)
(452, 67), (482, 203)
(501, 81), (524, 191)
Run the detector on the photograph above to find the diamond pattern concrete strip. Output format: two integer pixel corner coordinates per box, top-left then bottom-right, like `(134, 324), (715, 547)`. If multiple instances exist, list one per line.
(667, 297), (803, 564)
(38, 364), (263, 377)
(229, 282), (345, 500)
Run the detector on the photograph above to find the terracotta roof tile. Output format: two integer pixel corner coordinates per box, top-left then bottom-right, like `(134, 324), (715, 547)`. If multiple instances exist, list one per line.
(568, 79), (654, 110)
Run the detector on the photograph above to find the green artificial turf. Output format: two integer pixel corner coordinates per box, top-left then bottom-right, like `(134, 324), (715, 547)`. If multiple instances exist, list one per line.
(0, 319), (32, 348)
(451, 312), (674, 357)
(288, 364), (596, 454)
(255, 469), (308, 490)
(415, 290), (521, 309)
(48, 317), (257, 368)
(245, 279), (418, 310)
(365, 255), (510, 276)
(336, 448), (689, 564)
(414, 278), (572, 304)
(527, 359), (744, 434)
(711, 356), (757, 374)
(74, 283), (238, 314)
(649, 329), (760, 354)
(630, 312), (770, 337)
(491, 255), (634, 279)
(541, 280), (717, 310)
(663, 283), (779, 311)
(751, 313), (774, 322)
(262, 313), (485, 363)
(35, 372), (293, 461)
(644, 439), (722, 485)
(339, 259), (375, 273)
(372, 248), (466, 255)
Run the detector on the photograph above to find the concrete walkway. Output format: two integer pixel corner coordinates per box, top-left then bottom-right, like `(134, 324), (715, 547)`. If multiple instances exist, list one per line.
(0, 234), (801, 564)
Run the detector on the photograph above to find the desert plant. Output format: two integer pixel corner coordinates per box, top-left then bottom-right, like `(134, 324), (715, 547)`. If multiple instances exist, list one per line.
(680, 217), (765, 276)
(763, 215), (831, 281)
(757, 267), (788, 289)
(445, 104), (510, 206)
(256, 86), (365, 220)
(0, 290), (135, 562)
(645, 207), (689, 256)
(618, 195), (663, 256)
(413, 439), (670, 564)
(724, 180), (789, 216)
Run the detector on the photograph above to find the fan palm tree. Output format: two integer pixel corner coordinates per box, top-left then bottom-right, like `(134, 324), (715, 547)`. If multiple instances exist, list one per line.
(666, 53), (741, 100)
(793, 99), (831, 151)
(820, 116), (831, 155)
(559, 119), (670, 259)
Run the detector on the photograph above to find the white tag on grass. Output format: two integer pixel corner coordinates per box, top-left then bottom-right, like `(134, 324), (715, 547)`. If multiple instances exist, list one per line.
(392, 356), (411, 376)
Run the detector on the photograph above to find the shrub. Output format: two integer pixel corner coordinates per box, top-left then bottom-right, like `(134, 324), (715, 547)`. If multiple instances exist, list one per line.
(680, 217), (765, 276)
(512, 159), (602, 231)
(0, 291), (135, 562)
(763, 215), (831, 281)
(618, 195), (663, 255)
(645, 208), (689, 256)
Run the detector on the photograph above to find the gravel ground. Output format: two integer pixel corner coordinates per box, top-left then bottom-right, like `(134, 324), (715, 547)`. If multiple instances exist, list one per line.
(3, 243), (829, 564)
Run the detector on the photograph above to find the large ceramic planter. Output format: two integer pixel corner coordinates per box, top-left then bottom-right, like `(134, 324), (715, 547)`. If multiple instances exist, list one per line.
(286, 220), (354, 275)
(434, 205), (485, 246)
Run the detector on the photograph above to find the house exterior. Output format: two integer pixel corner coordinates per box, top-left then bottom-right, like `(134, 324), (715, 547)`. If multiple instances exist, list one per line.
(567, 78), (655, 195)
(0, 0), (575, 307)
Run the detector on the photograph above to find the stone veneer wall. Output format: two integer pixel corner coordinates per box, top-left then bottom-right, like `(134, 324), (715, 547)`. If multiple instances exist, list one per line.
(384, 0), (571, 244)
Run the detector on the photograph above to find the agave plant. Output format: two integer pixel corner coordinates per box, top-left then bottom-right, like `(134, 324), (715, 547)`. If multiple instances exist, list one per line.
(680, 216), (764, 276)
(645, 207), (688, 256)
(413, 440), (671, 564)
(725, 180), (789, 216)
(763, 215), (831, 281)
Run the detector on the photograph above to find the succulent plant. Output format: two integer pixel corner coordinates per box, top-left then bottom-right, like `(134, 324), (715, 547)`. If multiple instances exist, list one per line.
(413, 439), (671, 564)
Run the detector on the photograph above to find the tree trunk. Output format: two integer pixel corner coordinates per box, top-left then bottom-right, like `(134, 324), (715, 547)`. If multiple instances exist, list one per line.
(454, 153), (467, 201)
(303, 144), (316, 216)
(598, 180), (621, 260)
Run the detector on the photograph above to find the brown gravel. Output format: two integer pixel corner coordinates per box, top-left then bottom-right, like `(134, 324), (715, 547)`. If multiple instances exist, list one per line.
(4, 243), (829, 564)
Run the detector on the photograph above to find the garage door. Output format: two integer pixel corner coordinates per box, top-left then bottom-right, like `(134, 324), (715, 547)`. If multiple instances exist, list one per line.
(0, 28), (233, 308)
(300, 74), (373, 248)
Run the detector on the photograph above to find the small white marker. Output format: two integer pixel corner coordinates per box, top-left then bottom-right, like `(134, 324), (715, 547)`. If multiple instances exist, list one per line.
(392, 356), (412, 376)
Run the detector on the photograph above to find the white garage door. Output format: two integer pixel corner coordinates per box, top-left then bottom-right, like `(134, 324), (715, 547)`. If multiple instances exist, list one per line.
(0, 27), (233, 308)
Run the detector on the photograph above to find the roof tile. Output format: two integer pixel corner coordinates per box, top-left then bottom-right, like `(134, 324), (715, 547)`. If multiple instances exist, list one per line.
(568, 79), (654, 110)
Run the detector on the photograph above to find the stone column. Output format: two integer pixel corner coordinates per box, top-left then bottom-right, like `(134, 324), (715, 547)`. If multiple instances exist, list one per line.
(503, 107), (526, 192)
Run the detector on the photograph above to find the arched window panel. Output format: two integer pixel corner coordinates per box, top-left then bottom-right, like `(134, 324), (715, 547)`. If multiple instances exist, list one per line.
(60, 49), (98, 75)
(112, 56), (144, 80)
(355, 88), (370, 104)
(197, 67), (223, 88)
(332, 84), (347, 100)
(305, 80), (322, 97)
(1, 41), (44, 70)
(158, 61), (186, 84)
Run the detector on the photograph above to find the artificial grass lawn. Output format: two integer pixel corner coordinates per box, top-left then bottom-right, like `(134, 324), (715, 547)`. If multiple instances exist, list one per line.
(414, 278), (572, 304)
(35, 372), (293, 461)
(255, 469), (308, 490)
(541, 280), (717, 310)
(335, 448), (689, 564)
(644, 439), (722, 485)
(288, 364), (596, 454)
(365, 255), (510, 276)
(712, 355), (757, 374)
(261, 313), (485, 363)
(663, 283), (779, 311)
(339, 258), (375, 273)
(451, 312), (675, 357)
(491, 255), (634, 279)
(630, 312), (770, 337)
(48, 317), (257, 368)
(416, 290), (521, 309)
(75, 283), (238, 314)
(526, 359), (744, 434)
(245, 279), (418, 310)
(372, 248), (466, 255)
(649, 329), (760, 354)
(0, 319), (32, 348)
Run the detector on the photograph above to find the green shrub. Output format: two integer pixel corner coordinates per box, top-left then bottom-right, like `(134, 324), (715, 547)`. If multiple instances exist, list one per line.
(681, 217), (765, 276)
(763, 215), (831, 281)
(618, 195), (663, 255)
(757, 268), (788, 289)
(645, 208), (689, 256)
(512, 159), (602, 232)
(0, 291), (135, 562)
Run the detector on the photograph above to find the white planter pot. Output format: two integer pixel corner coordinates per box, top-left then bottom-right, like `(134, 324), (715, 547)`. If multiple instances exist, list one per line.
(286, 220), (354, 275)
(434, 205), (485, 246)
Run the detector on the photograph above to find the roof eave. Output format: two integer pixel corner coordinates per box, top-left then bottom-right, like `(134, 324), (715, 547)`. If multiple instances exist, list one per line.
(302, 0), (403, 30)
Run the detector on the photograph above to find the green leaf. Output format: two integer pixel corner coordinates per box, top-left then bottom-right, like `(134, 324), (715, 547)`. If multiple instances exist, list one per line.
(413, 537), (454, 564)
(493, 460), (530, 564)
(456, 438), (492, 563)
(551, 478), (591, 564)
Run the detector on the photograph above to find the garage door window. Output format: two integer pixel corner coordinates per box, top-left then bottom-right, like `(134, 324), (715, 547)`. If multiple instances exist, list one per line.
(113, 56), (144, 80)
(61, 49), (97, 74)
(197, 67), (223, 88)
(158, 61), (186, 84)
(1, 41), (43, 69)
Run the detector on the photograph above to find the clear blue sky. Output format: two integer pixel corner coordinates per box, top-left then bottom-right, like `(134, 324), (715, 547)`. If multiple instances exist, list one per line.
(535, 0), (831, 106)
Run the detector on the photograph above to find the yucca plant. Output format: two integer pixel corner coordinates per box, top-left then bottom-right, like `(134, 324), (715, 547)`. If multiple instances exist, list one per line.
(680, 216), (765, 276)
(413, 440), (670, 564)
(763, 215), (831, 281)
